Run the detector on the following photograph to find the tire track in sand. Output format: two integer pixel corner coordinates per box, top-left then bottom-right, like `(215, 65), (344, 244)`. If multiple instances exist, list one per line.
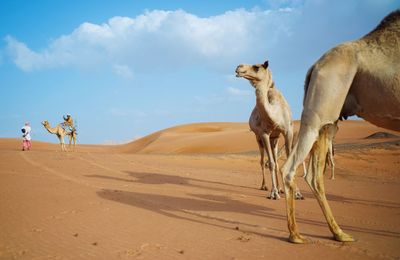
(19, 152), (100, 189)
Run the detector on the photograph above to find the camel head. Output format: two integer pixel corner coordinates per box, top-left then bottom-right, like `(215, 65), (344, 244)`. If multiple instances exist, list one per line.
(41, 120), (49, 127)
(235, 61), (272, 87)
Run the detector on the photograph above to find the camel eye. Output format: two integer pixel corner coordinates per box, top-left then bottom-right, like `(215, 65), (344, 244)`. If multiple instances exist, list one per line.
(252, 65), (259, 72)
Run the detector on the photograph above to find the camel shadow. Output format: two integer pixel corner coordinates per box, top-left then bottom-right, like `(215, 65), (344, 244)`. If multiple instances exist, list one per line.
(125, 170), (256, 191)
(293, 190), (400, 210)
(97, 188), (289, 241)
(86, 170), (262, 197)
(325, 193), (400, 210)
(97, 187), (400, 241)
(89, 171), (400, 240)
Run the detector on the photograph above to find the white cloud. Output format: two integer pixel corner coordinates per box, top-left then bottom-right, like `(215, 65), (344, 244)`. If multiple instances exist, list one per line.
(4, 8), (298, 74)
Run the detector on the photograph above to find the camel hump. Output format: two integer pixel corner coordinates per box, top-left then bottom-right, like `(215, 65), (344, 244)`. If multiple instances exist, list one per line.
(372, 9), (400, 32)
(364, 9), (400, 39)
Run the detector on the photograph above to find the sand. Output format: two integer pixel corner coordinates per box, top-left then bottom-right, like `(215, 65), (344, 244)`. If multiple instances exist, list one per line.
(0, 120), (399, 259)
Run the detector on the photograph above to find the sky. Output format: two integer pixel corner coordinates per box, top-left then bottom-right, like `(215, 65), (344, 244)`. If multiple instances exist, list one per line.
(0, 0), (398, 144)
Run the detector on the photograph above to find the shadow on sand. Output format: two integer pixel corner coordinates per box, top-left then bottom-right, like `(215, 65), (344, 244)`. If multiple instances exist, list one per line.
(90, 170), (400, 241)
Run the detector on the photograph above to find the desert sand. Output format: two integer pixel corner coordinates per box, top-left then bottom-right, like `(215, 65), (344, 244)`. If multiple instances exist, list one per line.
(1, 120), (399, 259)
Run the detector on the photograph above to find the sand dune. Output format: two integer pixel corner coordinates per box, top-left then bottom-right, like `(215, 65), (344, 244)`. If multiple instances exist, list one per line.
(1, 120), (399, 259)
(119, 122), (254, 154)
(120, 120), (400, 154)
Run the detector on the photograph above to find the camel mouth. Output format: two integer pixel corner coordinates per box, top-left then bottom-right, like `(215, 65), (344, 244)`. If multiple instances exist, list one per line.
(241, 74), (258, 81)
(235, 70), (247, 78)
(236, 67), (259, 81)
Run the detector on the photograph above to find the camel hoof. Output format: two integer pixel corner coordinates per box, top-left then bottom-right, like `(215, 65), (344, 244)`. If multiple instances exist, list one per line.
(260, 186), (268, 191)
(289, 234), (309, 244)
(295, 191), (304, 200)
(267, 191), (281, 200)
(334, 232), (355, 242)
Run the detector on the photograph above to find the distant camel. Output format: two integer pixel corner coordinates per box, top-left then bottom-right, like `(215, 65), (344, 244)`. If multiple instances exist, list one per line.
(41, 120), (77, 151)
(237, 61), (303, 200)
(281, 10), (400, 243)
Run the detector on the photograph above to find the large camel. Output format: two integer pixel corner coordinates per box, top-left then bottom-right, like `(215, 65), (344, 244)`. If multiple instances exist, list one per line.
(236, 61), (303, 199)
(281, 10), (400, 243)
(41, 120), (77, 151)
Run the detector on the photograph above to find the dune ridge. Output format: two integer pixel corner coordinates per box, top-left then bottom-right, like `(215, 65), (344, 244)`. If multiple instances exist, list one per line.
(119, 120), (399, 154)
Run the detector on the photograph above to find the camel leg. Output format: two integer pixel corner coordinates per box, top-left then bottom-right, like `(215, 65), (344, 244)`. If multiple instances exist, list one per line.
(281, 126), (319, 243)
(302, 162), (308, 178)
(68, 135), (72, 150)
(271, 137), (283, 194)
(328, 143), (335, 180)
(293, 131), (308, 178)
(305, 125), (354, 242)
(68, 134), (76, 152)
(63, 135), (68, 152)
(261, 134), (280, 200)
(73, 135), (76, 152)
(256, 136), (268, 190)
(58, 135), (66, 152)
(284, 130), (304, 200)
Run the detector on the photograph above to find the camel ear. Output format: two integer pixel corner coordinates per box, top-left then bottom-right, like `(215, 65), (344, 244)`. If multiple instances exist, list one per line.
(262, 60), (269, 69)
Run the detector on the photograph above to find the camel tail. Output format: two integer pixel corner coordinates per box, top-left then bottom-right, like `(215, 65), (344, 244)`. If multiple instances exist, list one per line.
(303, 65), (315, 106)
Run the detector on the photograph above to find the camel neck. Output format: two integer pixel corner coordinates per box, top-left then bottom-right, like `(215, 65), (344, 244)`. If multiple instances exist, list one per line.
(255, 80), (274, 108)
(45, 125), (57, 134)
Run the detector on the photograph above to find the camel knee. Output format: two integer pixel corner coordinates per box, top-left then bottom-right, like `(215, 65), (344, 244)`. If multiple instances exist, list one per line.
(268, 159), (276, 172)
(282, 168), (296, 189)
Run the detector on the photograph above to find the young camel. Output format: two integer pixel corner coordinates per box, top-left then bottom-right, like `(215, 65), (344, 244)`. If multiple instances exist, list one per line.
(302, 133), (336, 180)
(237, 61), (303, 199)
(281, 10), (400, 244)
(42, 120), (77, 151)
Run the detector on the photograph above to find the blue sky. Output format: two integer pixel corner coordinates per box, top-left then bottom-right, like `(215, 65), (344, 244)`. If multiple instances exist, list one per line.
(0, 0), (398, 144)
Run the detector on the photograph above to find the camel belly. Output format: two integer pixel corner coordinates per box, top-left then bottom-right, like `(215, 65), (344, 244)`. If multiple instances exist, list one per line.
(350, 72), (400, 131)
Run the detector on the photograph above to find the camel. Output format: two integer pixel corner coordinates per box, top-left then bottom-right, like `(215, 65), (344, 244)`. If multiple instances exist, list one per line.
(281, 10), (400, 243)
(302, 135), (336, 180)
(237, 61), (303, 199)
(41, 120), (77, 151)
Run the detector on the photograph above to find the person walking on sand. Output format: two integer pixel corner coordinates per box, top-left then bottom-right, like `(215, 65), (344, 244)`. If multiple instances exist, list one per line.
(21, 122), (32, 151)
